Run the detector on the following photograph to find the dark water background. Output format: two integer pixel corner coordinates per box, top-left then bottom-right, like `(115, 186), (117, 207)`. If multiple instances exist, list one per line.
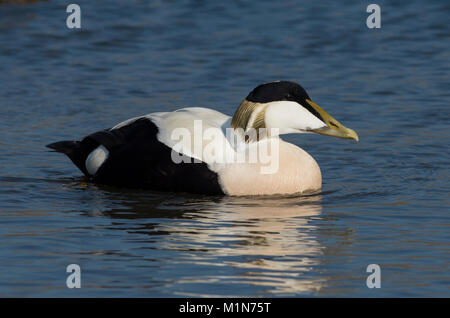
(0, 0), (449, 297)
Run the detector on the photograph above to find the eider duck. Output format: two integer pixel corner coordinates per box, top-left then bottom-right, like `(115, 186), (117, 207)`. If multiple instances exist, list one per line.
(47, 81), (358, 196)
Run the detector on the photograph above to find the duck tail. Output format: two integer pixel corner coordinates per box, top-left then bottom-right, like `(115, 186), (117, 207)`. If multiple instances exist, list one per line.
(46, 140), (90, 176)
(46, 140), (79, 155)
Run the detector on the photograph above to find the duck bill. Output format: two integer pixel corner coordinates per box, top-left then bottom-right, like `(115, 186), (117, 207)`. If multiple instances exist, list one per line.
(306, 99), (359, 141)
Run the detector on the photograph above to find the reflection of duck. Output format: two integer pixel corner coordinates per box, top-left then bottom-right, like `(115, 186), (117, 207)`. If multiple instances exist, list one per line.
(169, 195), (326, 295)
(184, 195), (323, 256)
(92, 189), (326, 295)
(48, 81), (358, 195)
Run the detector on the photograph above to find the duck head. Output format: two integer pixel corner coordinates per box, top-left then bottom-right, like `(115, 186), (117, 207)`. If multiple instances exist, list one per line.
(231, 81), (359, 142)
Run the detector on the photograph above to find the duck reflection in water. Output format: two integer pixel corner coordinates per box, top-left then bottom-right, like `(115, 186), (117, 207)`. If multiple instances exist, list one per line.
(82, 184), (326, 295)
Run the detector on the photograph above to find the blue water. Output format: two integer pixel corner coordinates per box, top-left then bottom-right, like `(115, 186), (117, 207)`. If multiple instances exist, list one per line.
(0, 0), (449, 297)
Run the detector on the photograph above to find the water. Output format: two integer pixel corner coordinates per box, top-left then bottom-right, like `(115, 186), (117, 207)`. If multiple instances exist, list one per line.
(0, 0), (449, 297)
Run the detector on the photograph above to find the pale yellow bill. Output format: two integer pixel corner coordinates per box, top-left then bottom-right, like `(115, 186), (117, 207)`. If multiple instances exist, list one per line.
(306, 99), (359, 141)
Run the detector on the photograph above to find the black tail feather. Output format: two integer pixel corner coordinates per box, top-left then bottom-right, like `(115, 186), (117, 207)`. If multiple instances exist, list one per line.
(46, 140), (79, 154)
(46, 140), (95, 176)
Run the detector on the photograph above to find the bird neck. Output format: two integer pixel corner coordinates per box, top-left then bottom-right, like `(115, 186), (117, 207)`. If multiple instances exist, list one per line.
(231, 99), (268, 142)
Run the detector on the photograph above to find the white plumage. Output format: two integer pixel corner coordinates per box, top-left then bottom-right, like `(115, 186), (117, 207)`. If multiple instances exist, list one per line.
(85, 145), (109, 175)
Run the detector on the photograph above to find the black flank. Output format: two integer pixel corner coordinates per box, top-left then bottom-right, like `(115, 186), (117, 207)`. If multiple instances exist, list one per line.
(47, 118), (225, 195)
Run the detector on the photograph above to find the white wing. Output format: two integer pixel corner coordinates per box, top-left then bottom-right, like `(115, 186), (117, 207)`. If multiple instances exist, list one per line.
(147, 108), (239, 170)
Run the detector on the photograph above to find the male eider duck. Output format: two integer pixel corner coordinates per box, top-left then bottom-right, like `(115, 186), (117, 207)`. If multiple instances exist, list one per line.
(47, 81), (358, 196)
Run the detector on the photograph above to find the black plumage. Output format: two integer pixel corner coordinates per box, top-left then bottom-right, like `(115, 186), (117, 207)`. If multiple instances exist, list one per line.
(47, 118), (224, 195)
